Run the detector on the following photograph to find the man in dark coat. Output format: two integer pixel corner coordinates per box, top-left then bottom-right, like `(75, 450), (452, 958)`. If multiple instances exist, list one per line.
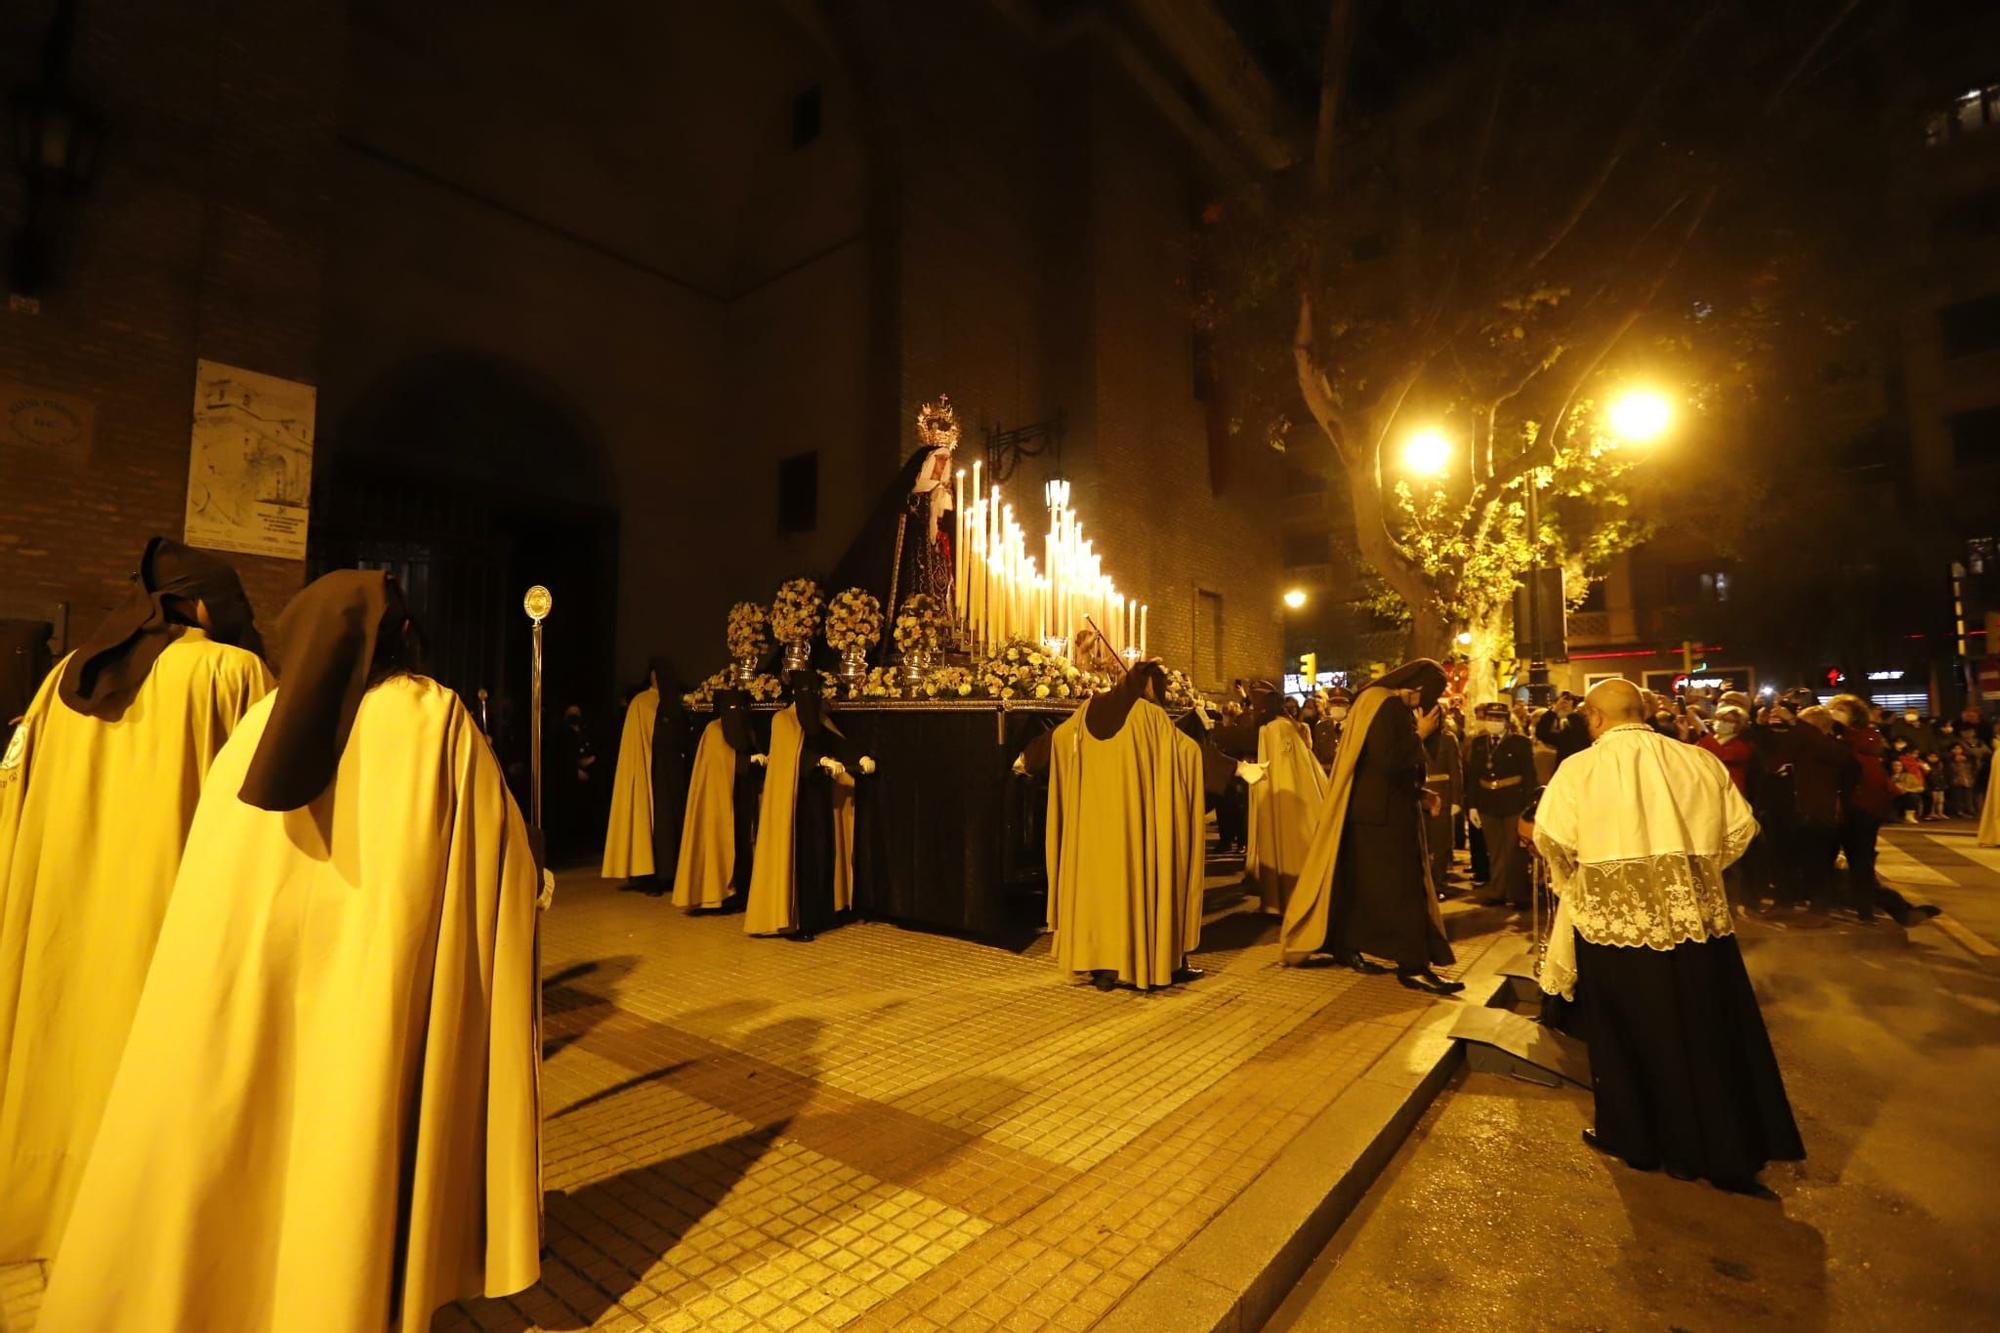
(1535, 692), (1592, 770)
(1466, 701), (1539, 907)
(1281, 660), (1461, 994)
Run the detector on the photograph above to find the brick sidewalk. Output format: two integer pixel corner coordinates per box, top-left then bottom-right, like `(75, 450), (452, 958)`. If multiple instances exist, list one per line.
(1, 873), (1508, 1333)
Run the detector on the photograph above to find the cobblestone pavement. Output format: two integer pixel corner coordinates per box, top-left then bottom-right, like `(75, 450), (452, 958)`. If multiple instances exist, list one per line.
(0, 871), (1507, 1332)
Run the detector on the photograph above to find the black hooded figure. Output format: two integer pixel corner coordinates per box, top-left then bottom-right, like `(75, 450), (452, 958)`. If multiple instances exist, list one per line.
(714, 688), (763, 901)
(648, 656), (694, 879)
(784, 671), (876, 939)
(1319, 659), (1461, 990)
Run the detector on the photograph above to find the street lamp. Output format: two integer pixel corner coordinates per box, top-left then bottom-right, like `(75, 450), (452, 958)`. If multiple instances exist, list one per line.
(1283, 587), (1308, 610)
(1607, 388), (1673, 444)
(1401, 428), (1452, 476)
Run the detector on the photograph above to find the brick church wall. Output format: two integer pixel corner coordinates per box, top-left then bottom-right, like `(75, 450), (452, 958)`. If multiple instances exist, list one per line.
(0, 0), (342, 642)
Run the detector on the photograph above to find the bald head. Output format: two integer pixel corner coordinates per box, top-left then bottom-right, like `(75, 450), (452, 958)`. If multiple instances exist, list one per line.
(1583, 679), (1645, 739)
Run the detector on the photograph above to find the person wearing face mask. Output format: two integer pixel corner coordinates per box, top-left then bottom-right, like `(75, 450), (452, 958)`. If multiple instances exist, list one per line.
(1465, 702), (1538, 908)
(1312, 687), (1351, 772)
(1697, 705), (1753, 795)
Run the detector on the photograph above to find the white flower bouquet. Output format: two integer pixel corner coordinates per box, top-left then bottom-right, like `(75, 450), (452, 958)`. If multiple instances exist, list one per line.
(894, 593), (944, 657)
(771, 578), (823, 645)
(825, 587), (883, 654)
(727, 602), (769, 660)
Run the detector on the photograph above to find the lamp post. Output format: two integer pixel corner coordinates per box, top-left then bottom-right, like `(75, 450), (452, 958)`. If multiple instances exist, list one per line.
(523, 585), (552, 828)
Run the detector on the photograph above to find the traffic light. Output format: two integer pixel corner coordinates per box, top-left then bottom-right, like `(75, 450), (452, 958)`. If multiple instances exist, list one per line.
(1298, 652), (1318, 689)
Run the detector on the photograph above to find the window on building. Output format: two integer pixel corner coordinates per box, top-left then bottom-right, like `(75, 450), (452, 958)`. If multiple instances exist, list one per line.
(791, 86), (823, 149)
(1948, 405), (2000, 469)
(1926, 82), (2000, 146)
(1193, 589), (1224, 690)
(1578, 580), (1608, 613)
(1281, 530), (1330, 569)
(777, 451), (818, 533)
(1938, 293), (2000, 359)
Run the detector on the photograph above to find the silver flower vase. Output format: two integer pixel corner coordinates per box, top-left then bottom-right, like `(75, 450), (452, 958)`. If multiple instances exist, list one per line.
(783, 640), (811, 675)
(732, 654), (757, 688)
(902, 649), (931, 698)
(839, 646), (868, 696)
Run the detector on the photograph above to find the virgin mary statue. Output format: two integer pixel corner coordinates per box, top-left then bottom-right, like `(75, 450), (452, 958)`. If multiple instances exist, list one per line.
(829, 395), (959, 637)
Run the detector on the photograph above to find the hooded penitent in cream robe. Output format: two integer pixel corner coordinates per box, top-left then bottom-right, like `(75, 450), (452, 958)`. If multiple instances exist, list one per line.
(674, 717), (745, 909)
(1044, 693), (1207, 989)
(1244, 714), (1327, 914)
(39, 571), (541, 1333)
(602, 685), (658, 878)
(1980, 749), (2000, 846)
(0, 537), (269, 1263)
(744, 703), (858, 937)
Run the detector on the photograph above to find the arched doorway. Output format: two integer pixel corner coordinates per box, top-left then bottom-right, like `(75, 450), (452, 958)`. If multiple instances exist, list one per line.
(311, 351), (620, 797)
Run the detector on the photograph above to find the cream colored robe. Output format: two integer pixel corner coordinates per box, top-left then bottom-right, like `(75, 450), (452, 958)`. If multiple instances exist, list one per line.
(744, 706), (855, 936)
(672, 717), (741, 909)
(39, 674), (542, 1333)
(0, 630), (270, 1262)
(1243, 715), (1327, 913)
(1044, 700), (1206, 989)
(1979, 747), (2000, 847)
(601, 685), (658, 878)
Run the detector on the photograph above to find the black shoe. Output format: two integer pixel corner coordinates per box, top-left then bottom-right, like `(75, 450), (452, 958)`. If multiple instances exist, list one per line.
(1171, 965), (1206, 984)
(1582, 1129), (1659, 1173)
(1665, 1163), (1699, 1183)
(1397, 969), (1466, 995)
(1333, 950), (1389, 974)
(1092, 971), (1119, 992)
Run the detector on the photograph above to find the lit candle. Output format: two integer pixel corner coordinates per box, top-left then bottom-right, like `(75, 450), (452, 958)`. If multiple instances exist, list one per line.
(1139, 603), (1148, 658)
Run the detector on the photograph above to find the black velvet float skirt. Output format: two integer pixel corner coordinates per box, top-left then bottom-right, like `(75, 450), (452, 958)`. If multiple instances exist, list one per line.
(1575, 933), (1805, 1184)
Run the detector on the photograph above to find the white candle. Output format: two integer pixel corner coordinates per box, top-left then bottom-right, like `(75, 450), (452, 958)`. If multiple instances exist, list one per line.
(1140, 603), (1148, 658)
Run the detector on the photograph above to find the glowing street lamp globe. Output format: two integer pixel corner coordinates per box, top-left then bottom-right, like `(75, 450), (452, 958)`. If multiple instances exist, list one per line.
(1401, 428), (1452, 476)
(1283, 588), (1308, 611)
(1607, 389), (1672, 443)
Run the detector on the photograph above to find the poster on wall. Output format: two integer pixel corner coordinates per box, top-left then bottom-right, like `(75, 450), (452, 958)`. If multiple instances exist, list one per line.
(183, 359), (315, 560)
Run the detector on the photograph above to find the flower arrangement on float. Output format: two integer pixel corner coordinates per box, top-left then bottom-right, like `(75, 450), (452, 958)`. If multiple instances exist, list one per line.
(726, 601), (769, 686)
(920, 664), (979, 699)
(979, 638), (1103, 701)
(825, 587), (883, 694)
(1161, 665), (1200, 709)
(893, 593), (944, 656)
(771, 578), (823, 672)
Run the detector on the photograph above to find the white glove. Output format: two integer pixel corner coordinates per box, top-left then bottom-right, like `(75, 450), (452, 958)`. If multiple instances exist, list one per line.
(818, 757), (848, 779)
(536, 868), (557, 912)
(857, 756), (876, 776)
(1468, 809), (1483, 829)
(750, 754), (768, 768)
(1237, 761), (1268, 786)
(1012, 754), (1029, 776)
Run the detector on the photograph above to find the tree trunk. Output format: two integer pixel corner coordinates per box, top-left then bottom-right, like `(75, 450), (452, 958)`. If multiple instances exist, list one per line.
(1459, 608), (1511, 707)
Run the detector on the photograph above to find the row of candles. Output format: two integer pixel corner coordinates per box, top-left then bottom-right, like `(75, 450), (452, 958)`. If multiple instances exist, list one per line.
(951, 461), (1148, 660)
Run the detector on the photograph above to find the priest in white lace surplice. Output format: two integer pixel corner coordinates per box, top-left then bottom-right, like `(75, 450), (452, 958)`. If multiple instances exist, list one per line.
(1532, 679), (1803, 1192)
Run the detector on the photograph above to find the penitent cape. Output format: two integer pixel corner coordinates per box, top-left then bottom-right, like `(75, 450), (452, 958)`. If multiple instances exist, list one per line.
(602, 685), (658, 878)
(1044, 699), (1206, 988)
(1243, 715), (1327, 914)
(744, 706), (856, 936)
(38, 675), (541, 1333)
(673, 717), (742, 909)
(0, 631), (270, 1262)
(1280, 684), (1448, 965)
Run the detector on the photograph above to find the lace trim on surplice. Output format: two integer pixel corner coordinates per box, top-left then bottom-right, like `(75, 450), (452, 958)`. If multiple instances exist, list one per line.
(1560, 852), (1736, 950)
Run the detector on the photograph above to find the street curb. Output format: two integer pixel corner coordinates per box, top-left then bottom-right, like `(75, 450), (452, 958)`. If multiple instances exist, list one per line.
(1093, 962), (1509, 1333)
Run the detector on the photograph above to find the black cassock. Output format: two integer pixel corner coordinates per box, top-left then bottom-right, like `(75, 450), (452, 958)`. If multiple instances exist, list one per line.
(1322, 696), (1455, 970)
(791, 700), (874, 937)
(649, 687), (694, 877)
(1575, 934), (1804, 1184)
